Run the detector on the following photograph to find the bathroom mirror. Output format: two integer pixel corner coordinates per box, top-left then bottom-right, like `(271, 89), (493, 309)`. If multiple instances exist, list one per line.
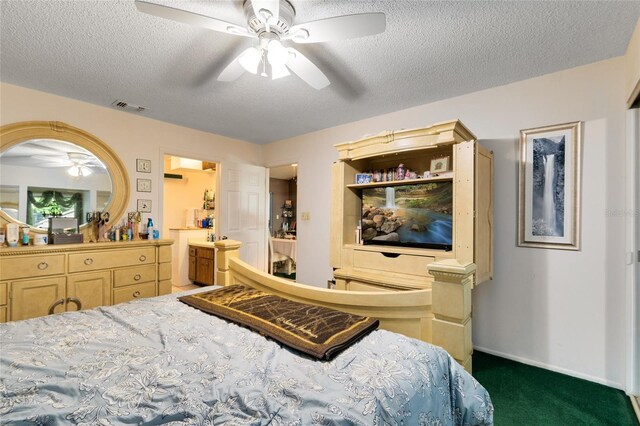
(0, 121), (130, 233)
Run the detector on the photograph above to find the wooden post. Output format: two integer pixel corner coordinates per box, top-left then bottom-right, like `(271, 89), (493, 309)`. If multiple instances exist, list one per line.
(214, 239), (241, 286)
(427, 259), (476, 373)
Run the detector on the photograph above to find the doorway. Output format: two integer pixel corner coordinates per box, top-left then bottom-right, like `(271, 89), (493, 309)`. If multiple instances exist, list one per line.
(268, 163), (297, 280)
(162, 155), (217, 291)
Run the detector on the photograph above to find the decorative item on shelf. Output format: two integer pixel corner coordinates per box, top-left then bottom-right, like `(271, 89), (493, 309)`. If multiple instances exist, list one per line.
(284, 199), (292, 208)
(355, 173), (372, 184)
(203, 189), (215, 210)
(86, 211), (98, 242)
(128, 211), (142, 240)
(97, 211), (110, 242)
(430, 156), (450, 174)
(396, 163), (405, 180)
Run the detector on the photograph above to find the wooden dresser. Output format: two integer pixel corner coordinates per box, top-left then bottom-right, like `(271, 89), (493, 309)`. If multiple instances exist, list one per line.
(0, 239), (173, 322)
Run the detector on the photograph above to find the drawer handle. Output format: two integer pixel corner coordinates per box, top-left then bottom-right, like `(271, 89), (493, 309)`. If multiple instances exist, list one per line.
(133, 291), (141, 298)
(66, 297), (82, 311)
(381, 252), (400, 258)
(139, 255), (146, 262)
(48, 298), (64, 315)
(134, 274), (142, 281)
(37, 262), (48, 270)
(84, 258), (94, 265)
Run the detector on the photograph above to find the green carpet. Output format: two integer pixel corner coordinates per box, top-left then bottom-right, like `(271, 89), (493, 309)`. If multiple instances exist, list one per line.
(473, 351), (639, 425)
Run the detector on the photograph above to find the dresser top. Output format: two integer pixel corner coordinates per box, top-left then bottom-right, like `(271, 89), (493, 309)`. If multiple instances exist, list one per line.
(0, 239), (173, 257)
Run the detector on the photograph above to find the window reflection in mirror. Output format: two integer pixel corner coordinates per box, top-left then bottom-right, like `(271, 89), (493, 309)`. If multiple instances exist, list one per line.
(0, 139), (112, 228)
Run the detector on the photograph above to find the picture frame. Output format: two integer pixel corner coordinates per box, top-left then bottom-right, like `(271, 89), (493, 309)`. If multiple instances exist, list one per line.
(136, 158), (151, 173)
(137, 178), (151, 192)
(355, 173), (372, 184)
(518, 121), (582, 250)
(429, 157), (449, 174)
(137, 199), (152, 213)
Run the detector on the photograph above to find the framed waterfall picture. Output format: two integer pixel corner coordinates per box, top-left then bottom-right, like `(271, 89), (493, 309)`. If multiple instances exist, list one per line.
(518, 121), (582, 250)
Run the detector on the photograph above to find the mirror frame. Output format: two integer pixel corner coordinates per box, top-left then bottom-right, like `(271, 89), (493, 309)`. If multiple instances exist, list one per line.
(0, 121), (130, 233)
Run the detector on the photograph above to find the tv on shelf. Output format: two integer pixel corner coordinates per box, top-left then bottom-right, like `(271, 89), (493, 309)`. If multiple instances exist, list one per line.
(360, 181), (453, 250)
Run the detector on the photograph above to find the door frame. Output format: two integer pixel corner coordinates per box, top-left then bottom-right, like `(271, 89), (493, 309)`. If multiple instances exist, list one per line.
(626, 107), (639, 396)
(157, 148), (220, 239)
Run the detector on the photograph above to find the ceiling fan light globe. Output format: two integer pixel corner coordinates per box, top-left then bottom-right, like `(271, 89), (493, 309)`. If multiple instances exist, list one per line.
(266, 40), (289, 67)
(238, 47), (262, 74)
(271, 63), (290, 80)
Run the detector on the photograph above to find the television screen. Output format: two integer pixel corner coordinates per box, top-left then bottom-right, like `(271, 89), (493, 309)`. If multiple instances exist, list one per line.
(361, 181), (453, 250)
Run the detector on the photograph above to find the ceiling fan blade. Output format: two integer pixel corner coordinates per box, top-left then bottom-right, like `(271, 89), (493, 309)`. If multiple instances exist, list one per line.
(286, 48), (329, 90)
(135, 0), (254, 38)
(287, 13), (386, 44)
(251, 0), (280, 29)
(217, 48), (255, 81)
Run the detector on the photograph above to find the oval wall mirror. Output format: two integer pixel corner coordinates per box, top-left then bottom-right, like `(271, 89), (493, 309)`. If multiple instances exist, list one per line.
(0, 121), (130, 233)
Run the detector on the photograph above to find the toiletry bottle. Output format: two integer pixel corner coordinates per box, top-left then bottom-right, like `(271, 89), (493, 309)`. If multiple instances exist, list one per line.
(21, 226), (30, 246)
(147, 218), (154, 239)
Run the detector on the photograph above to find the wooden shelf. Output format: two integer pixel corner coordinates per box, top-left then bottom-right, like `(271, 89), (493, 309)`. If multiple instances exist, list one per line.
(346, 176), (453, 189)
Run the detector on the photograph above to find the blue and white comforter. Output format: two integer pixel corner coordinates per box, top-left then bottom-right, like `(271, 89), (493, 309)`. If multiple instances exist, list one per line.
(0, 290), (493, 425)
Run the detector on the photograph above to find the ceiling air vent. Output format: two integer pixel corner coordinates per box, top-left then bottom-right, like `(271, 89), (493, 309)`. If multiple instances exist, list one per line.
(111, 100), (147, 113)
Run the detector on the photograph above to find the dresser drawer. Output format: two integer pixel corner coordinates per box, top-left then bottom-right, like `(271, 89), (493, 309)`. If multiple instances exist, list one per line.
(69, 247), (155, 273)
(113, 264), (156, 288)
(0, 254), (65, 280)
(113, 282), (156, 304)
(353, 250), (434, 277)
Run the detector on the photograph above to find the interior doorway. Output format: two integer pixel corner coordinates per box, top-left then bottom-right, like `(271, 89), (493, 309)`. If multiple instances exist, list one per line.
(162, 155), (217, 292)
(268, 163), (297, 280)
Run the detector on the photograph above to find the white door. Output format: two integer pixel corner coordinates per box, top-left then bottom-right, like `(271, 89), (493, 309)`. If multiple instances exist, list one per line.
(217, 162), (267, 271)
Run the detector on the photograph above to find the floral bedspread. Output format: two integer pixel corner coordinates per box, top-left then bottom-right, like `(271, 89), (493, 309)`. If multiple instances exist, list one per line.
(0, 289), (493, 425)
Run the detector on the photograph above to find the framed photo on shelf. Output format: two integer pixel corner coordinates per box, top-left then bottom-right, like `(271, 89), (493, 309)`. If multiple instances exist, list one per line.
(137, 178), (151, 192)
(429, 157), (449, 173)
(355, 173), (372, 184)
(137, 199), (152, 213)
(518, 121), (582, 250)
(136, 158), (151, 173)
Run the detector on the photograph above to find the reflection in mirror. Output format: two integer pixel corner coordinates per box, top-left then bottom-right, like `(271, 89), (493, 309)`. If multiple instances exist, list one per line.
(0, 139), (112, 229)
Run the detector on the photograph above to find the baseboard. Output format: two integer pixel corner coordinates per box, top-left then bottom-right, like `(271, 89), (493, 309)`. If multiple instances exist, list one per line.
(474, 345), (624, 390)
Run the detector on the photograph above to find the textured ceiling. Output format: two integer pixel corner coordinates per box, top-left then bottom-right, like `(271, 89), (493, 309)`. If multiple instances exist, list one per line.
(1, 1), (638, 144)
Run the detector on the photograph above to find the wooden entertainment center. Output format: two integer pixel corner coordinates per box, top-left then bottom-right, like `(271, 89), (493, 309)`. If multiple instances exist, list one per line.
(330, 120), (493, 370)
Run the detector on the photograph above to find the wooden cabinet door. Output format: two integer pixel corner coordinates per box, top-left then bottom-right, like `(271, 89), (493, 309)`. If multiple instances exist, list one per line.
(188, 256), (196, 281)
(11, 277), (66, 321)
(67, 271), (111, 311)
(196, 258), (214, 285)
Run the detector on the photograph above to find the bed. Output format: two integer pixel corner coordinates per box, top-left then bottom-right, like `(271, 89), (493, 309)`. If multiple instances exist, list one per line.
(0, 242), (493, 425)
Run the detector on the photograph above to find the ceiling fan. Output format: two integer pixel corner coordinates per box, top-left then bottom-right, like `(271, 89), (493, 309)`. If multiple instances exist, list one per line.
(135, 0), (386, 89)
(31, 152), (99, 176)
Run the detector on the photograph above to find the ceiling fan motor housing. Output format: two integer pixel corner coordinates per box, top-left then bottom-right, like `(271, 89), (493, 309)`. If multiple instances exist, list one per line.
(244, 0), (295, 36)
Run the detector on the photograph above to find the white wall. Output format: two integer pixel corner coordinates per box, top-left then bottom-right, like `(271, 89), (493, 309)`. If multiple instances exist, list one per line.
(263, 57), (628, 388)
(0, 82), (261, 231)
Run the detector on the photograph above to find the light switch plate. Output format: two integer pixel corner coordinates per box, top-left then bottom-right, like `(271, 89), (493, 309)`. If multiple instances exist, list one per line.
(301, 212), (310, 220)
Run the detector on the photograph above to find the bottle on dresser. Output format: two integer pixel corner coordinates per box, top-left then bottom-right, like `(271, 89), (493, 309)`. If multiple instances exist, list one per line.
(147, 218), (154, 240)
